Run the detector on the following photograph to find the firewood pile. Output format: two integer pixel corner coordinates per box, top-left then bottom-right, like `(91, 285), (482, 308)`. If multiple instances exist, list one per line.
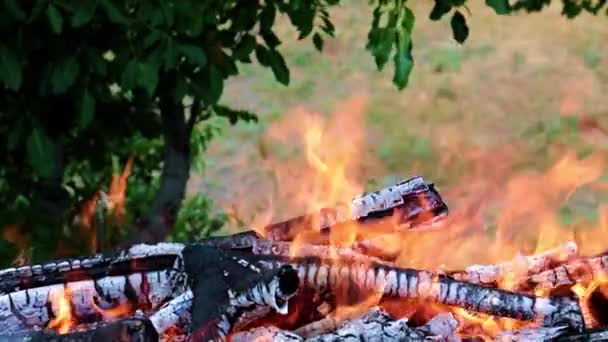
(0, 176), (607, 341)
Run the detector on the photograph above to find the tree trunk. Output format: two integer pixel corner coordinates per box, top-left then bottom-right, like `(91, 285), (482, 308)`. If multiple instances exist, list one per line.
(123, 74), (199, 246)
(137, 102), (191, 244)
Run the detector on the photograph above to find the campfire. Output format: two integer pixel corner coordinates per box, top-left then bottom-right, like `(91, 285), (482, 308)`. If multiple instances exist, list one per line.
(1, 174), (608, 341)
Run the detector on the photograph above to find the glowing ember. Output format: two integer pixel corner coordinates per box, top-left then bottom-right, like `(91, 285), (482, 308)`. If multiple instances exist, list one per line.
(92, 301), (133, 321)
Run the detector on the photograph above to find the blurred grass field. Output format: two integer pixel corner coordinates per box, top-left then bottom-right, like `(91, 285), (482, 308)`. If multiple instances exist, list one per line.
(190, 1), (608, 241)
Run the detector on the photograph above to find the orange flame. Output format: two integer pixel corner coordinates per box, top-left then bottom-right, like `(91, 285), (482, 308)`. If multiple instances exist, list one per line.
(214, 91), (608, 337)
(92, 301), (133, 320)
(77, 156), (134, 250)
(48, 288), (74, 334)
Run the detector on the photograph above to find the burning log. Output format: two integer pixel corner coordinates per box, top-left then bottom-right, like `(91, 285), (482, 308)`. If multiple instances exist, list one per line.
(0, 237), (588, 340)
(521, 252), (608, 292)
(0, 242), (185, 295)
(0, 268), (186, 335)
(149, 290), (193, 336)
(263, 176), (448, 241)
(231, 308), (460, 341)
(0, 318), (158, 342)
(249, 243), (584, 330)
(182, 246), (300, 341)
(451, 241), (579, 288)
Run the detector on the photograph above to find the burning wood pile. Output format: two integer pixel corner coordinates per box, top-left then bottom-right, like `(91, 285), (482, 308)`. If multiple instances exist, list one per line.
(1, 176), (608, 341)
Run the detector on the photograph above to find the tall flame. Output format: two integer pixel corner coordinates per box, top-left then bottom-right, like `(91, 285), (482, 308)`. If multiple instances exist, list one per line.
(214, 93), (608, 338)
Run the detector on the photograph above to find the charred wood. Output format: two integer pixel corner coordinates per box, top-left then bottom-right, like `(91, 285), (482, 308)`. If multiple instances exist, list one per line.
(521, 252), (608, 292)
(149, 290), (193, 335)
(0, 243), (185, 295)
(451, 242), (579, 288)
(182, 246), (300, 341)
(263, 177), (448, 241)
(255, 252), (584, 330)
(0, 318), (158, 342)
(0, 269), (186, 335)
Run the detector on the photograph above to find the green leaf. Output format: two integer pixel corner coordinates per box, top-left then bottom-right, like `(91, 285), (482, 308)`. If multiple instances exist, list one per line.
(402, 6), (416, 34)
(143, 31), (161, 49)
(3, 0), (27, 21)
(429, 0), (452, 20)
(261, 31), (281, 49)
(29, 0), (47, 21)
(196, 65), (223, 104)
(85, 49), (107, 76)
(122, 60), (138, 90)
(47, 5), (63, 34)
(259, 4), (276, 31)
(26, 127), (57, 178)
(179, 44), (207, 67)
(562, 0), (582, 18)
(137, 62), (159, 97)
(313, 32), (324, 51)
(51, 56), (80, 94)
(450, 11), (469, 44)
(72, 1), (97, 27)
(163, 40), (178, 70)
(79, 90), (95, 129)
(233, 35), (256, 61)
(320, 16), (335, 37)
(393, 7), (415, 90)
(268, 49), (289, 86)
(393, 40), (413, 90)
(366, 27), (394, 70)
(0, 44), (22, 90)
(99, 0), (128, 24)
(485, 0), (511, 14)
(255, 44), (272, 67)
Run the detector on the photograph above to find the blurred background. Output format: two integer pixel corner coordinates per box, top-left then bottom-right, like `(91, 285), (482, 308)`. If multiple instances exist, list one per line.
(195, 0), (608, 249)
